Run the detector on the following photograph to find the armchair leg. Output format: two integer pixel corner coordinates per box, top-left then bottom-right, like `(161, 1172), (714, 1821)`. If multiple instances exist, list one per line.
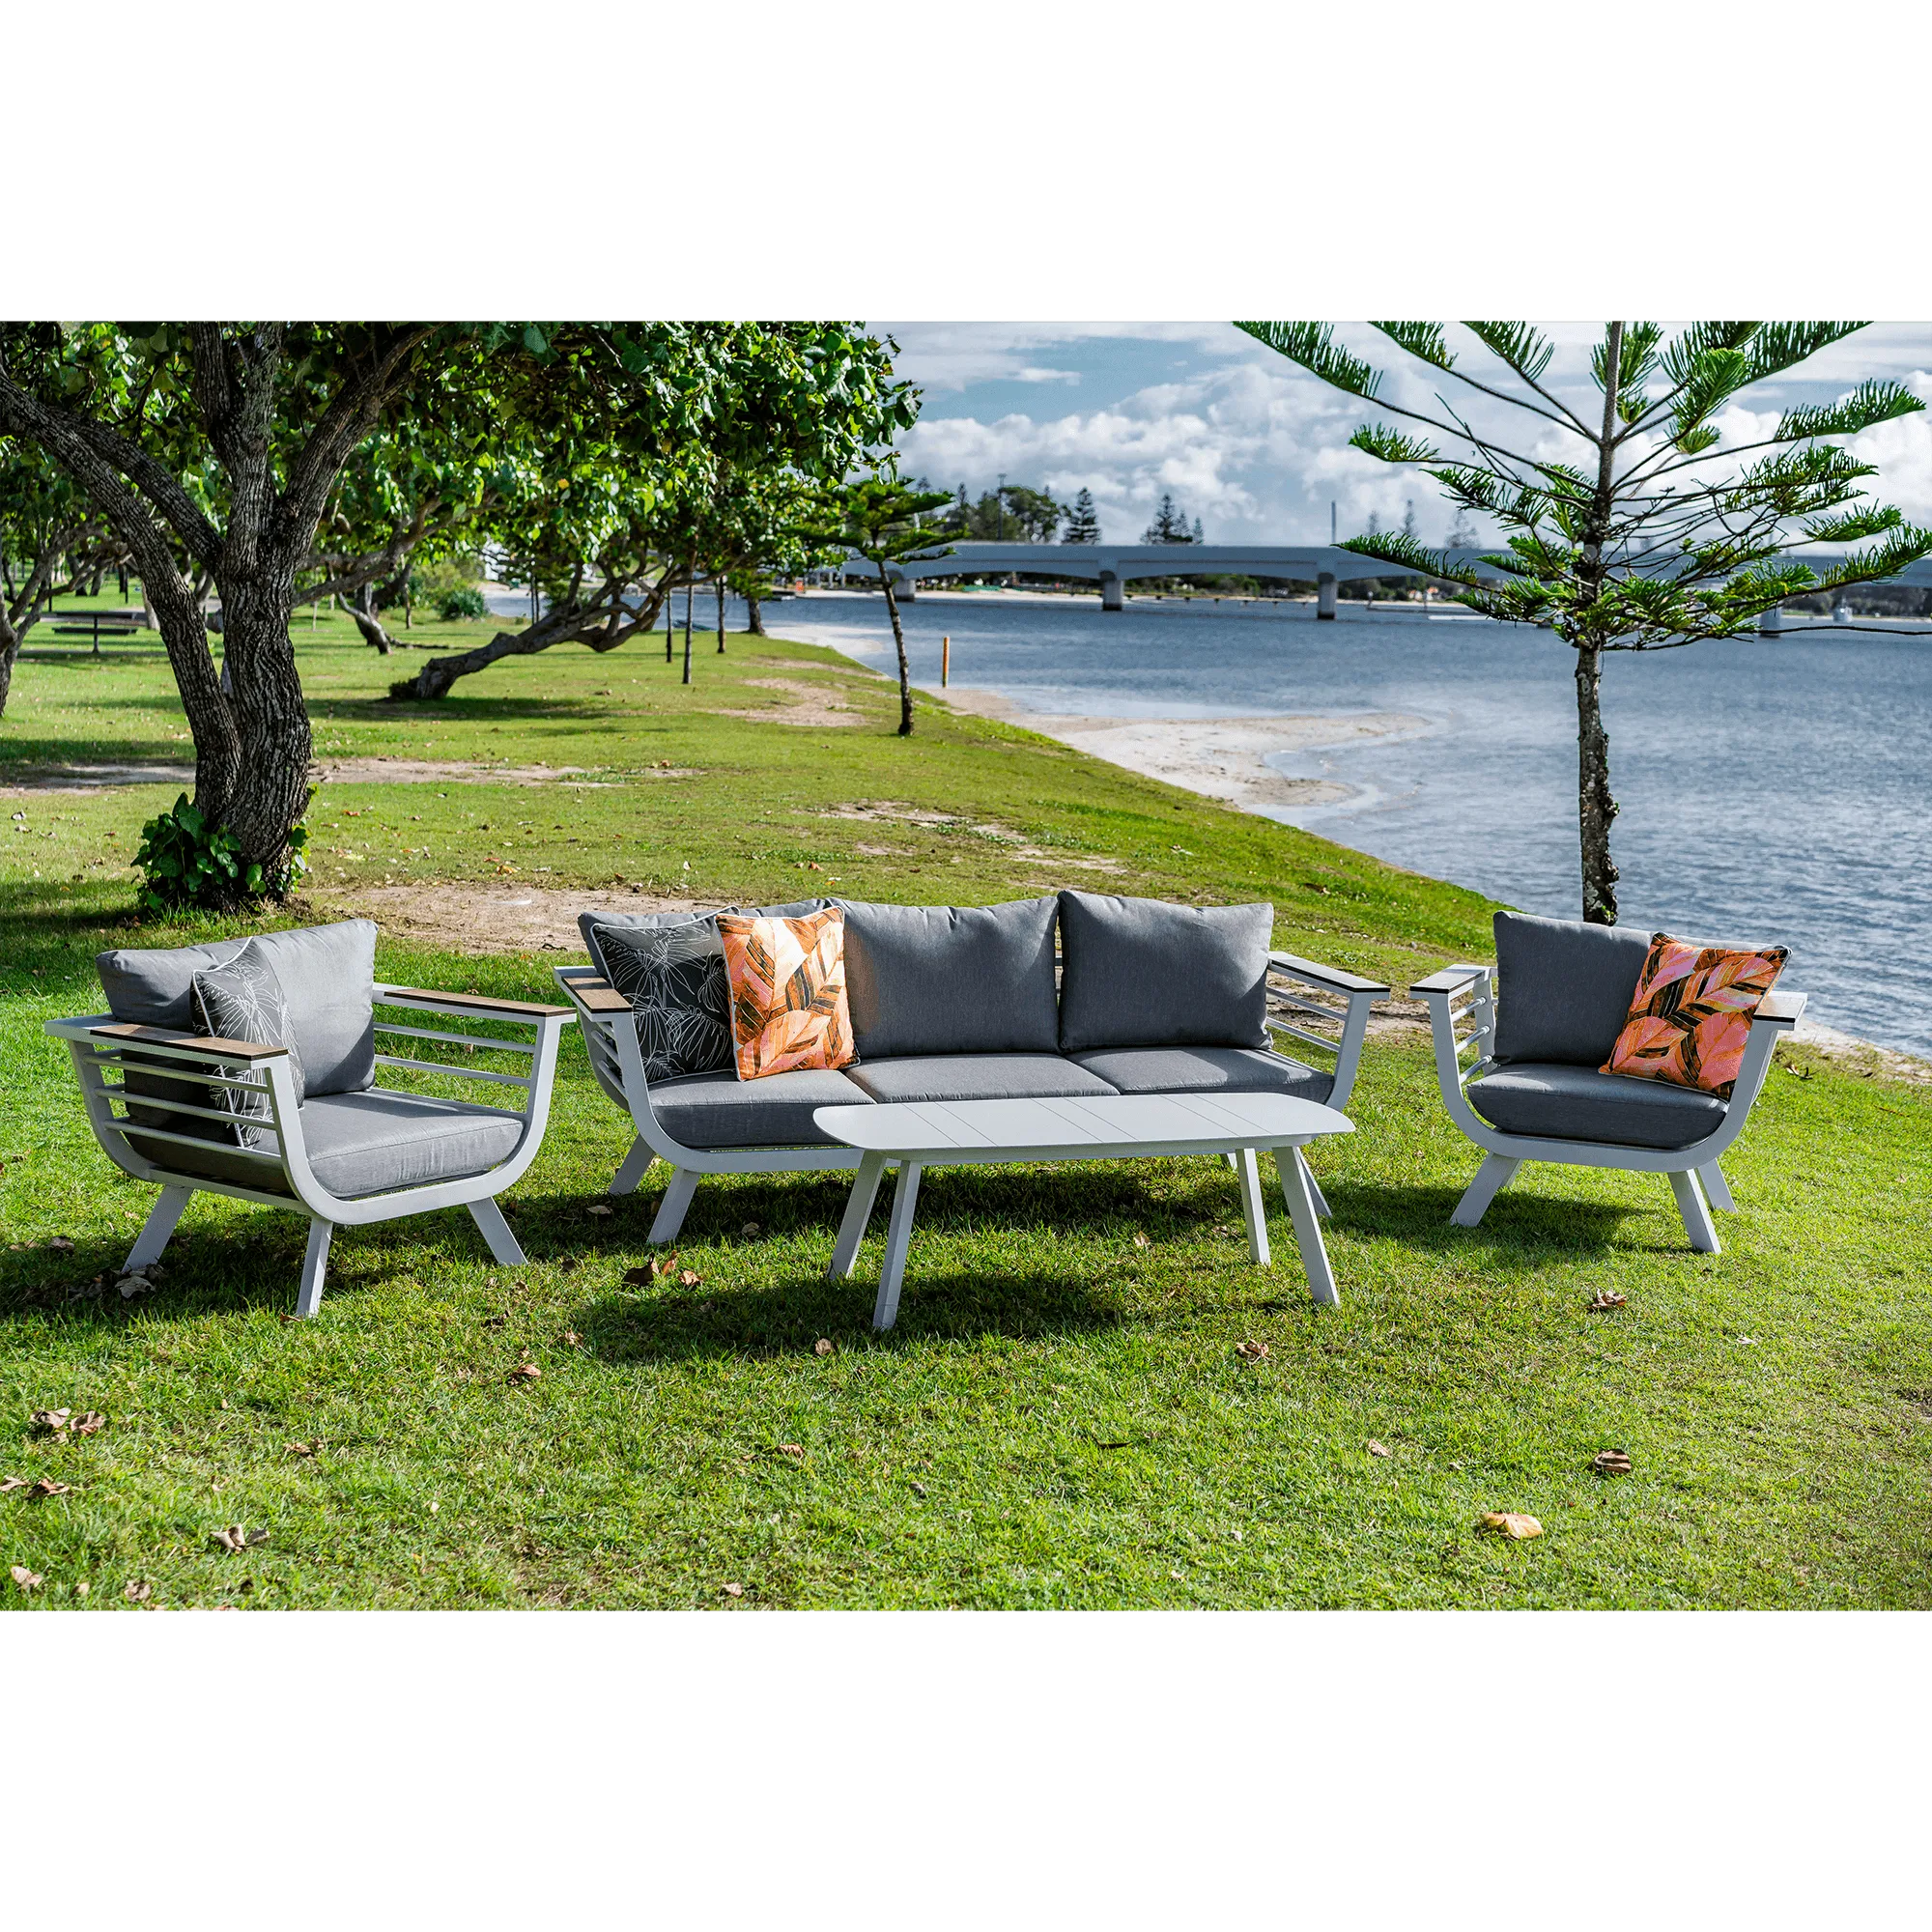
(1668, 1170), (1721, 1254)
(1452, 1154), (1520, 1228)
(649, 1167), (700, 1245)
(1236, 1148), (1273, 1266)
(1697, 1159), (1737, 1213)
(127, 1183), (193, 1273)
(469, 1197), (527, 1267)
(295, 1219), (334, 1319)
(611, 1136), (655, 1197)
(1294, 1149), (1331, 1219)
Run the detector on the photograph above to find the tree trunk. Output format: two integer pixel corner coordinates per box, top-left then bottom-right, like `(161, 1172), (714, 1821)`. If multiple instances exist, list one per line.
(347, 581), (398, 654)
(747, 593), (766, 637)
(390, 585), (670, 700)
(213, 560), (314, 885)
(0, 621), (19, 716)
(682, 582), (694, 685)
(1575, 641), (1619, 924)
(715, 579), (725, 653)
(879, 563), (913, 736)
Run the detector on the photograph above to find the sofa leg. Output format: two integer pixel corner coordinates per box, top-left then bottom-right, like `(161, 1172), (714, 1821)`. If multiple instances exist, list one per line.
(649, 1168), (700, 1245)
(1697, 1159), (1737, 1213)
(469, 1197), (526, 1267)
(295, 1219), (334, 1319)
(611, 1136), (655, 1197)
(127, 1183), (193, 1273)
(1236, 1149), (1272, 1266)
(1452, 1154), (1520, 1228)
(1294, 1150), (1332, 1219)
(1669, 1170), (1721, 1254)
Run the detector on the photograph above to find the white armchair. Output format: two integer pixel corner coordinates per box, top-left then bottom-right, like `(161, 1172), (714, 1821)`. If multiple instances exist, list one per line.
(47, 983), (574, 1316)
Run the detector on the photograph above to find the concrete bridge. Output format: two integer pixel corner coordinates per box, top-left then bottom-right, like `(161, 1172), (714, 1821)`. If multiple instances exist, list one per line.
(840, 541), (1932, 627)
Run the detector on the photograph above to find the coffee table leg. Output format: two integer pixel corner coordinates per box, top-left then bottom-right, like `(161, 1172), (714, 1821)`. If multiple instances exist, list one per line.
(1274, 1146), (1340, 1307)
(872, 1160), (923, 1331)
(1236, 1148), (1272, 1266)
(1295, 1148), (1332, 1219)
(829, 1150), (888, 1280)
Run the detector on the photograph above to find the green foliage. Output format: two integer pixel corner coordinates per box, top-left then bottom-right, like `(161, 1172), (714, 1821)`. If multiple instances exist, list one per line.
(132, 793), (306, 912)
(437, 586), (489, 620)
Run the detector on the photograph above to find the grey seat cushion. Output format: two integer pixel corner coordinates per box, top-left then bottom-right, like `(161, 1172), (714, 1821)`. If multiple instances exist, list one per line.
(846, 1053), (1118, 1104)
(137, 1090), (525, 1198)
(1491, 912), (1652, 1066)
(838, 896), (1060, 1058)
(98, 920), (378, 1095)
(1058, 891), (1273, 1052)
(647, 1065), (873, 1149)
(1072, 1045), (1333, 1105)
(1466, 1062), (1727, 1151)
(579, 900), (826, 980)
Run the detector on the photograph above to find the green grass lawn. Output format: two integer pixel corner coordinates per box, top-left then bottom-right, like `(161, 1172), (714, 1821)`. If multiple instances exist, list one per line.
(3, 611), (1929, 1609)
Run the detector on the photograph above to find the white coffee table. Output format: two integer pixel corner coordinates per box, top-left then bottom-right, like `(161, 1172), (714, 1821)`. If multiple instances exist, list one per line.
(813, 1092), (1353, 1330)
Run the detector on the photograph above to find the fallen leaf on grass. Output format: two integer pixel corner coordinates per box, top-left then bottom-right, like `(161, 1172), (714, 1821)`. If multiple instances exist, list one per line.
(0, 1475), (26, 1493)
(813, 1338), (834, 1356)
(585, 1204), (613, 1218)
(49, 1236), (74, 1254)
(1592, 1450), (1634, 1476)
(1478, 1512), (1544, 1540)
(30, 1408), (72, 1435)
(11, 1565), (43, 1592)
(677, 1268), (701, 1289)
(71, 1412), (105, 1436)
(740, 1221), (761, 1237)
(508, 1363), (542, 1383)
(28, 1478), (70, 1498)
(776, 1443), (805, 1461)
(1586, 1291), (1627, 1312)
(721, 1581), (744, 1598)
(284, 1440), (322, 1459)
(910, 1481), (927, 1497)
(123, 1580), (152, 1603)
(1132, 1232), (1151, 1250)
(623, 1265), (653, 1286)
(561, 1329), (581, 1347)
(1367, 1440), (1391, 1458)
(1235, 1341), (1269, 1360)
(211, 1526), (270, 1551)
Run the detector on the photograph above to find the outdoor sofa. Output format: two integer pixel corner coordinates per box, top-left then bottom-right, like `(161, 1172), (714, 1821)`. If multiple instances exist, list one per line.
(554, 890), (1388, 1243)
(1415, 911), (1804, 1252)
(48, 920), (574, 1316)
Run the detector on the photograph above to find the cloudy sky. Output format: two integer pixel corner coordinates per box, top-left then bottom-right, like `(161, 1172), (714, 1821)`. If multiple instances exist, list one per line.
(882, 322), (1932, 548)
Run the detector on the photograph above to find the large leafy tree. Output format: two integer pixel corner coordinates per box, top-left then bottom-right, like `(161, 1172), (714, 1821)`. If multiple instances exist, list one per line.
(388, 324), (916, 702)
(1238, 321), (1932, 922)
(795, 476), (954, 736)
(0, 438), (118, 715)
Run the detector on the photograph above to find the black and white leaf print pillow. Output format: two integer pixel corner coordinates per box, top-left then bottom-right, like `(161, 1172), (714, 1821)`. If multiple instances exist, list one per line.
(594, 918), (734, 1082)
(190, 940), (305, 1149)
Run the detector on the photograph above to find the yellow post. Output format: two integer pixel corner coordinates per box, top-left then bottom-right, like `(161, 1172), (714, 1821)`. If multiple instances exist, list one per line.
(941, 635), (950, 687)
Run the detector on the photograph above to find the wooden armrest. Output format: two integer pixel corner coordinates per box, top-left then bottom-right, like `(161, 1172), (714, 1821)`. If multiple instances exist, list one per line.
(91, 1022), (287, 1060)
(1411, 965), (1487, 995)
(376, 986), (574, 1018)
(571, 980), (634, 1015)
(1267, 951), (1390, 996)
(1756, 989), (1806, 1024)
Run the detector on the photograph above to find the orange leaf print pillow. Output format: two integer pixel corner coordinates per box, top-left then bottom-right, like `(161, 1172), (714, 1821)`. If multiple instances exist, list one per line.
(1602, 932), (1788, 1098)
(716, 908), (855, 1080)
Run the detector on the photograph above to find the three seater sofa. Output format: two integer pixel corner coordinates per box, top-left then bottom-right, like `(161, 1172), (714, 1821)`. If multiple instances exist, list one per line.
(554, 890), (1388, 1243)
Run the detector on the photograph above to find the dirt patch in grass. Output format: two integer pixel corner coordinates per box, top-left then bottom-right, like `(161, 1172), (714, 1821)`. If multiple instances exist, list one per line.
(711, 678), (865, 728)
(1, 763), (198, 793)
(302, 881), (698, 952)
(314, 757), (596, 785)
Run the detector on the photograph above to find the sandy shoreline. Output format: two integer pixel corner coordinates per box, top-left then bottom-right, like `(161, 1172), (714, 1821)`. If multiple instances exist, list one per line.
(942, 684), (1424, 811)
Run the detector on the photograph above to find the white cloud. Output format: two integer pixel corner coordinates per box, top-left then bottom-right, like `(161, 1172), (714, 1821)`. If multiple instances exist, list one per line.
(890, 324), (1932, 545)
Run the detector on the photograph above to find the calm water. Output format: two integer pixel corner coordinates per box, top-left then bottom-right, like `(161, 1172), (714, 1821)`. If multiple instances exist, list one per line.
(771, 592), (1932, 1058)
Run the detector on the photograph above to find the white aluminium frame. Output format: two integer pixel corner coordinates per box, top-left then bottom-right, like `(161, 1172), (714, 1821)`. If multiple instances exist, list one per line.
(47, 983), (574, 1316)
(554, 948), (1388, 1246)
(1413, 962), (1806, 1253)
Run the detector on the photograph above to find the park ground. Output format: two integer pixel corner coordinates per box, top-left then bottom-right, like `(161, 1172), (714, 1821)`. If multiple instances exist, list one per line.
(2, 604), (1929, 1609)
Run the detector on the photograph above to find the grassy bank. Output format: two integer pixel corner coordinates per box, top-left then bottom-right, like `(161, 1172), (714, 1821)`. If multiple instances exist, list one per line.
(3, 613), (1928, 1610)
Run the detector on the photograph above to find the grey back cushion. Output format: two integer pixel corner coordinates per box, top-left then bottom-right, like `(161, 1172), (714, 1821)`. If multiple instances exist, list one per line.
(1490, 911), (1653, 1066)
(838, 896), (1060, 1058)
(579, 900), (826, 980)
(1057, 892), (1273, 1052)
(98, 920), (378, 1096)
(190, 940), (306, 1149)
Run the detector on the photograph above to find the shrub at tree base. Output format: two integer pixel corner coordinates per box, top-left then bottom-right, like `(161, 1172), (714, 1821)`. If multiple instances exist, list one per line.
(133, 793), (307, 913)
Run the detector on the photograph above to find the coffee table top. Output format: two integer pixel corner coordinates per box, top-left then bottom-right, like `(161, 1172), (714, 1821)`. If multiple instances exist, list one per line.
(814, 1091), (1350, 1161)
